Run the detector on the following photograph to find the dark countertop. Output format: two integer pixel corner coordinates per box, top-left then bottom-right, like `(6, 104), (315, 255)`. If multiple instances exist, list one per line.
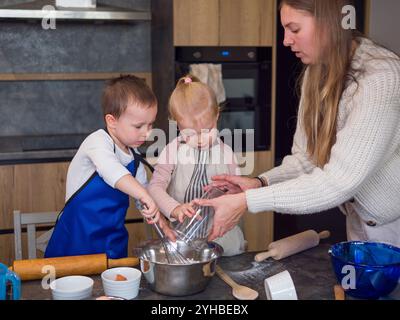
(0, 134), (153, 165)
(0, 149), (77, 164)
(0, 134), (86, 164)
(21, 244), (341, 300)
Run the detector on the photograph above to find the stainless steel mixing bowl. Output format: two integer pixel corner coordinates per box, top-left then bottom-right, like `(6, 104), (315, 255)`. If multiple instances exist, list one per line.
(134, 240), (223, 296)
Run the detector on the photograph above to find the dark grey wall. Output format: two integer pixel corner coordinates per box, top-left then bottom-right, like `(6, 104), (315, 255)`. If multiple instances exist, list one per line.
(0, 0), (151, 137)
(369, 0), (400, 55)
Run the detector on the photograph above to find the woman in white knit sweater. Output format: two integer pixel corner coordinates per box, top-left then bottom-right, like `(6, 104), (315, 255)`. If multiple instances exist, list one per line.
(196, 0), (400, 247)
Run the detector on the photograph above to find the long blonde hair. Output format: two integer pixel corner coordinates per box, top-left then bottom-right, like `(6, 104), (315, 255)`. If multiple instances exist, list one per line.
(281, 0), (358, 167)
(168, 75), (219, 127)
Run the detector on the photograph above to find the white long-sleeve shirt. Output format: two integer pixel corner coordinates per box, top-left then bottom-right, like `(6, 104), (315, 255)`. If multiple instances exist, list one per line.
(66, 129), (147, 201)
(246, 38), (400, 226)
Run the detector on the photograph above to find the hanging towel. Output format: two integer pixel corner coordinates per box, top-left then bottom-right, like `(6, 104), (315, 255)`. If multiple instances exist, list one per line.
(190, 64), (226, 104)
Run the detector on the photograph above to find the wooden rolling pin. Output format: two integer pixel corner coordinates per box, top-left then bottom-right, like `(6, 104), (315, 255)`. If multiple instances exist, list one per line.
(9, 253), (139, 281)
(254, 230), (330, 262)
(334, 285), (345, 300)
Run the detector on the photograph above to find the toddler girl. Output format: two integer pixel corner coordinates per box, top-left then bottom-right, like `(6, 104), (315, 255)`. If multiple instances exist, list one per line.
(148, 75), (245, 256)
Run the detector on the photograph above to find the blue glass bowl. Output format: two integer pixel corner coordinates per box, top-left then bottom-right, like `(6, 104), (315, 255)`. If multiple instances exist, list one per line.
(329, 242), (400, 299)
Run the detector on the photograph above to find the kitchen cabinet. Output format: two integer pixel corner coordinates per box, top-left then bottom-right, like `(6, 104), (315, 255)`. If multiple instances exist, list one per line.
(0, 163), (69, 265)
(242, 151), (274, 251)
(173, 0), (275, 46)
(173, 0), (219, 46)
(220, 0), (275, 46)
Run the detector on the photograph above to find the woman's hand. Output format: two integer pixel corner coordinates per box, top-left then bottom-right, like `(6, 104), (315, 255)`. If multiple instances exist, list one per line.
(204, 174), (263, 194)
(193, 193), (248, 241)
(171, 202), (196, 223)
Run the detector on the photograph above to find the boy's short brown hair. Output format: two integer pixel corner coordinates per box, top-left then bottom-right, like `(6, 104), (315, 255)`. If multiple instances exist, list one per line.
(102, 75), (157, 119)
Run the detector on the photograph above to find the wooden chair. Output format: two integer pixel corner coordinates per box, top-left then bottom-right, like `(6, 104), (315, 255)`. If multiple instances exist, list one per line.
(13, 210), (59, 260)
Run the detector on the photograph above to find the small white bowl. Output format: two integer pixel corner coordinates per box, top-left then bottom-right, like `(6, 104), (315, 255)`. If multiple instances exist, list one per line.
(50, 276), (94, 300)
(101, 267), (142, 300)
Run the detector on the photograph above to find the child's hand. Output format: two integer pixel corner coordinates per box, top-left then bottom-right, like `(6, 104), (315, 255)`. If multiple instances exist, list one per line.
(158, 215), (177, 242)
(139, 195), (160, 223)
(171, 202), (196, 223)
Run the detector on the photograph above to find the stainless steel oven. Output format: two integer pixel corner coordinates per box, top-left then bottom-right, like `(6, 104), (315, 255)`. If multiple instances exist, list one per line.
(175, 47), (272, 151)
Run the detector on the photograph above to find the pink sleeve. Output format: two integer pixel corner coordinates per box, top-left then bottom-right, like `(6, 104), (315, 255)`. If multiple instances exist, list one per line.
(147, 141), (180, 220)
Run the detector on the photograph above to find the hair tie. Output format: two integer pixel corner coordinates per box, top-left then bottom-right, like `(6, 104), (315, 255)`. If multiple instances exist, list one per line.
(184, 77), (192, 84)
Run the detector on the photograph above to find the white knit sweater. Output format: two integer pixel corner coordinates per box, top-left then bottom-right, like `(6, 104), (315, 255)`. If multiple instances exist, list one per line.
(246, 38), (400, 226)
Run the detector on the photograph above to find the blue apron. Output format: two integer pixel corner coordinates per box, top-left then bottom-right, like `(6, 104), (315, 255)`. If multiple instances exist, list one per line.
(45, 147), (143, 259)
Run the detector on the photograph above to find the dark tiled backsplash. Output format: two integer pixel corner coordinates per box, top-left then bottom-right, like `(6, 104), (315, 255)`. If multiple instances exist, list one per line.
(0, 1), (151, 143)
(0, 80), (105, 137)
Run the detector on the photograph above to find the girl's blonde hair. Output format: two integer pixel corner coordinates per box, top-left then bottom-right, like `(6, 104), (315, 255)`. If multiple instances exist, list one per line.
(168, 75), (219, 127)
(281, 0), (359, 167)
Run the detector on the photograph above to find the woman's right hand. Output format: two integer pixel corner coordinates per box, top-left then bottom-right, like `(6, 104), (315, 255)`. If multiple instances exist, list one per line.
(204, 174), (264, 194)
(193, 192), (248, 241)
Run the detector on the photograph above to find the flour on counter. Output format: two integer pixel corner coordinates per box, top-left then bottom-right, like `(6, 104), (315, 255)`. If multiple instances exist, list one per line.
(227, 260), (284, 283)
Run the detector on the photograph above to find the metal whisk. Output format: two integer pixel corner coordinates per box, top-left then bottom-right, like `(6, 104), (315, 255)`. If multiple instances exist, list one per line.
(152, 222), (190, 265)
(138, 201), (190, 265)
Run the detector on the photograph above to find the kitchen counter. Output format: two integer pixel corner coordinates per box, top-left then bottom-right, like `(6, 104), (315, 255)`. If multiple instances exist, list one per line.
(21, 244), (341, 300)
(0, 149), (77, 164)
(0, 135), (157, 165)
(0, 134), (87, 164)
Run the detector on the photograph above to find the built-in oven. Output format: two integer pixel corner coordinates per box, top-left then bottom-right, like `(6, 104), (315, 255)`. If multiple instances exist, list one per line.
(175, 47), (272, 151)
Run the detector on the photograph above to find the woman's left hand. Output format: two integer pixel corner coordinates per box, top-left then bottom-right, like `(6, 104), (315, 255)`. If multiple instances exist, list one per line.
(204, 175), (263, 194)
(193, 193), (248, 241)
